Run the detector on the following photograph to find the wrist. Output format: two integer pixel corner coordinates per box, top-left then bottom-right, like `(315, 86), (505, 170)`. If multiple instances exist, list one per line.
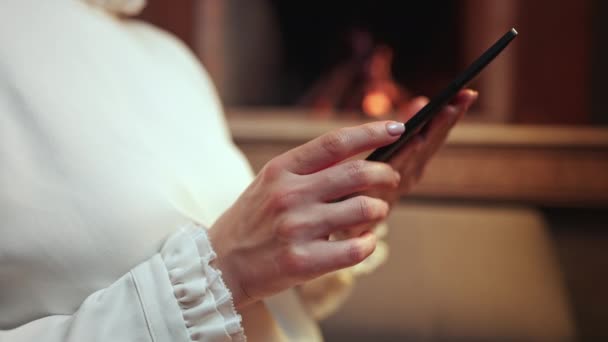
(208, 226), (255, 309)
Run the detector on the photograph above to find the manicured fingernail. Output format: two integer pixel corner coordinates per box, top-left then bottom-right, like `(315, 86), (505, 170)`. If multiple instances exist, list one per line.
(470, 89), (479, 98)
(461, 90), (478, 112)
(386, 122), (405, 136)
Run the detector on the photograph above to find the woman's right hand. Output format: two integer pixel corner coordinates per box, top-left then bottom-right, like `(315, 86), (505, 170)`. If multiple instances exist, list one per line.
(208, 121), (406, 308)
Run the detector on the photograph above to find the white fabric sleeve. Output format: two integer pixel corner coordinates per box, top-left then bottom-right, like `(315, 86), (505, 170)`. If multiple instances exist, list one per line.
(296, 222), (390, 320)
(0, 224), (245, 342)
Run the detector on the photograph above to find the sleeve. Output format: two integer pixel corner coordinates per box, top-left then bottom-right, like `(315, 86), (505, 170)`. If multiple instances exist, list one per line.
(296, 222), (390, 320)
(0, 224), (246, 342)
(123, 21), (381, 325)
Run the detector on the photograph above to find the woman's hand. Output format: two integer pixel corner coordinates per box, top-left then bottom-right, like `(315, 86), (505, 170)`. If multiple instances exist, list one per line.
(208, 121), (406, 308)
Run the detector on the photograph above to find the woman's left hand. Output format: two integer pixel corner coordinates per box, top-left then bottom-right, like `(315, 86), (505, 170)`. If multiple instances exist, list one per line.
(330, 90), (477, 243)
(363, 89), (478, 214)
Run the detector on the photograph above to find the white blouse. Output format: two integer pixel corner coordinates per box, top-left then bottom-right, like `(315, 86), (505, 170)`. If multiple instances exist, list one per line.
(0, 1), (387, 341)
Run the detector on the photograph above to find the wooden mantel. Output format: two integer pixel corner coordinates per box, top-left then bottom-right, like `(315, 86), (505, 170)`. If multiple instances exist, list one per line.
(227, 109), (608, 207)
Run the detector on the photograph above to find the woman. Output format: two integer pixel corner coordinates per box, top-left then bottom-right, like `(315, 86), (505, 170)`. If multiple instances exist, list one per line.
(0, 0), (477, 341)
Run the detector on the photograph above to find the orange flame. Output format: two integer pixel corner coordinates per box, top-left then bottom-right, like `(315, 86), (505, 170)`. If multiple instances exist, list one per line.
(362, 90), (392, 117)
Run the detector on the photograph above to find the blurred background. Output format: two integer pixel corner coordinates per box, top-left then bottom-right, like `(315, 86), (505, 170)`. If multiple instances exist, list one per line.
(139, 0), (607, 340)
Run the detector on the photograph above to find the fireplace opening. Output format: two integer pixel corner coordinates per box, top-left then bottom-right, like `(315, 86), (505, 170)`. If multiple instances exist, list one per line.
(213, 1), (464, 118)
(271, 1), (462, 109)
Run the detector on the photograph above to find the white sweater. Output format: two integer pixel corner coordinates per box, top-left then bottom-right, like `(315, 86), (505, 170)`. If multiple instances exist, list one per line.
(0, 1), (390, 341)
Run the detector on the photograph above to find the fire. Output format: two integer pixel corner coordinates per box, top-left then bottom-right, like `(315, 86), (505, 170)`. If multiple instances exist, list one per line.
(362, 90), (392, 117)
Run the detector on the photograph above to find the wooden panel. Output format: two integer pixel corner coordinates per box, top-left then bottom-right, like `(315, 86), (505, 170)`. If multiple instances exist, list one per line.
(513, 0), (591, 124)
(462, 0), (591, 124)
(137, 0), (196, 47)
(462, 0), (518, 122)
(228, 112), (608, 206)
(413, 146), (608, 205)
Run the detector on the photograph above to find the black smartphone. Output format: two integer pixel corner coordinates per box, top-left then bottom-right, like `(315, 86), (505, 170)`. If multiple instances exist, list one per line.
(366, 28), (518, 162)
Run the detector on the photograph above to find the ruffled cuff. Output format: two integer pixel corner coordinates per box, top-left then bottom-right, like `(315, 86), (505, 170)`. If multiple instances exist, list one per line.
(161, 224), (246, 341)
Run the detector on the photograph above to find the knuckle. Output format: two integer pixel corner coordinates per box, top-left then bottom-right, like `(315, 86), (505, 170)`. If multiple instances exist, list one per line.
(347, 244), (365, 264)
(276, 219), (295, 240)
(378, 163), (396, 179)
(357, 197), (375, 220)
(391, 173), (401, 188)
(322, 130), (349, 157)
(346, 160), (368, 184)
(347, 239), (374, 264)
(261, 159), (285, 183)
(361, 124), (378, 139)
(268, 189), (299, 212)
(378, 200), (390, 218)
(316, 216), (333, 236)
(357, 197), (388, 221)
(387, 166), (401, 187)
(279, 247), (309, 277)
(276, 216), (305, 240)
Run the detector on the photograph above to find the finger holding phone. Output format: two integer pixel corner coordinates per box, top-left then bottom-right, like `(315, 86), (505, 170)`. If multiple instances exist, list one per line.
(364, 89), (478, 207)
(361, 28), (517, 220)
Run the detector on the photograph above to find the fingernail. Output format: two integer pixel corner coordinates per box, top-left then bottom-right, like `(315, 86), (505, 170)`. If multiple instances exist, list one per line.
(470, 89), (479, 98)
(386, 122), (405, 136)
(461, 90), (478, 113)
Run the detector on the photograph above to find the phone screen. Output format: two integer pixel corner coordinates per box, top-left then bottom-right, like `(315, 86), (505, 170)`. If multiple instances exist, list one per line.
(366, 28), (518, 162)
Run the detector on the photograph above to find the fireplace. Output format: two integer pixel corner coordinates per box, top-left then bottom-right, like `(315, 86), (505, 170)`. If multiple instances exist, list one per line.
(136, 2), (608, 339)
(141, 1), (600, 122)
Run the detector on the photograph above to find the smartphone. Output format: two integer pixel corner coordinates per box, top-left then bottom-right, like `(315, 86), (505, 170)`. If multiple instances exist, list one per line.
(366, 28), (518, 162)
